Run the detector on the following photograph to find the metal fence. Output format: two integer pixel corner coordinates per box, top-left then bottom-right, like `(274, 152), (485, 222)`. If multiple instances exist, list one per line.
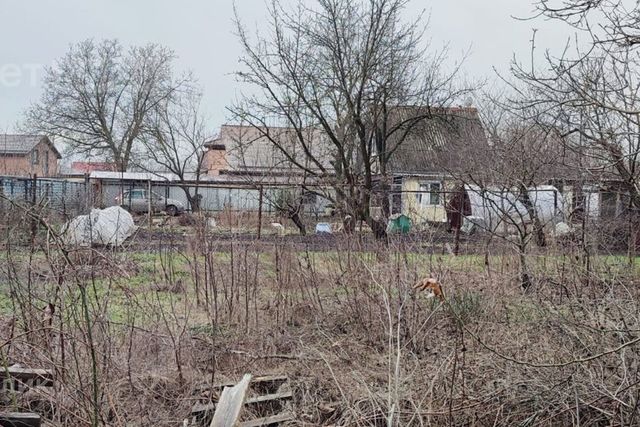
(0, 174), (635, 233)
(0, 175), (88, 218)
(93, 179), (333, 217)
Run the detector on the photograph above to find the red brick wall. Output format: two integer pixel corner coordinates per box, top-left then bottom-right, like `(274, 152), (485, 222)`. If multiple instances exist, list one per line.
(203, 147), (228, 176)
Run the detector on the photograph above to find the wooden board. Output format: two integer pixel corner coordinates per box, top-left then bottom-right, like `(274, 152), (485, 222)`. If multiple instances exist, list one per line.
(244, 391), (293, 405)
(193, 391), (293, 415)
(209, 374), (252, 427)
(195, 375), (288, 394)
(191, 374), (294, 426)
(0, 412), (42, 427)
(238, 411), (295, 427)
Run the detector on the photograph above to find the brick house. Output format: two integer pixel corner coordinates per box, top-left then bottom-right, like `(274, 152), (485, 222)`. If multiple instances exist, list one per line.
(202, 124), (331, 177)
(0, 134), (61, 177)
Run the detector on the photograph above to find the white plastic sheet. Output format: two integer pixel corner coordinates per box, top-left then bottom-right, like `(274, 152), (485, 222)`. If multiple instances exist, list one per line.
(464, 185), (565, 233)
(63, 206), (136, 247)
(465, 185), (529, 232)
(315, 222), (332, 234)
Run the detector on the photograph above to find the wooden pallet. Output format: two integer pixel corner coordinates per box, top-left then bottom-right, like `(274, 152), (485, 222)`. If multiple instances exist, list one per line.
(190, 375), (294, 426)
(238, 410), (295, 427)
(0, 412), (41, 427)
(0, 367), (53, 393)
(0, 366), (54, 427)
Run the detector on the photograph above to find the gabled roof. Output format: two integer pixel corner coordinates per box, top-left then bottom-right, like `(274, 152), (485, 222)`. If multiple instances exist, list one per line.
(386, 107), (487, 175)
(214, 124), (332, 173)
(0, 134), (62, 159)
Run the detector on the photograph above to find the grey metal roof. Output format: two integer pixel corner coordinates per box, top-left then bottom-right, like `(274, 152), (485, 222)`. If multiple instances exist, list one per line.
(0, 134), (61, 158)
(386, 107), (488, 175)
(216, 124), (333, 172)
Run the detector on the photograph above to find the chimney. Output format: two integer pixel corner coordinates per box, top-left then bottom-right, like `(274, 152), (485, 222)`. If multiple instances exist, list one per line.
(204, 143), (227, 176)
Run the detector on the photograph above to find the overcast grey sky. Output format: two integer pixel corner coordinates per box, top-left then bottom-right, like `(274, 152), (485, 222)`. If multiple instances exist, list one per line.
(0, 0), (571, 134)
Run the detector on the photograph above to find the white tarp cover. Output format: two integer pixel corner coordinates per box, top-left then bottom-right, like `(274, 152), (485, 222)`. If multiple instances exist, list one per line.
(464, 185), (565, 232)
(63, 206), (136, 247)
(465, 185), (529, 232)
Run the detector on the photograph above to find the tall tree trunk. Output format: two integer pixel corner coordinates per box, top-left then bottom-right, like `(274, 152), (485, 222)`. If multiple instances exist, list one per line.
(518, 241), (532, 291)
(289, 211), (307, 236)
(360, 188), (387, 240)
(182, 187), (200, 212)
(519, 184), (547, 247)
(380, 177), (391, 220)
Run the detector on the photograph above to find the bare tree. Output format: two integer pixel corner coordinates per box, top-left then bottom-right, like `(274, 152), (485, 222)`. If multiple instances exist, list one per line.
(510, 1), (640, 223)
(499, 0), (640, 258)
(272, 188), (308, 235)
(139, 90), (210, 211)
(230, 0), (468, 238)
(25, 39), (191, 171)
(445, 99), (569, 289)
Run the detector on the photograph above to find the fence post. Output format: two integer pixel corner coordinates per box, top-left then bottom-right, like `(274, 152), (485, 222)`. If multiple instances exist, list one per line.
(62, 180), (67, 217)
(257, 185), (264, 240)
(84, 173), (90, 213)
(148, 179), (152, 228)
(31, 174), (37, 239)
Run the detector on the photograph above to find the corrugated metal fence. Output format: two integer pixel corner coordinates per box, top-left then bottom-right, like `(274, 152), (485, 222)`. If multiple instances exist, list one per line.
(0, 175), (88, 218)
(95, 180), (332, 216)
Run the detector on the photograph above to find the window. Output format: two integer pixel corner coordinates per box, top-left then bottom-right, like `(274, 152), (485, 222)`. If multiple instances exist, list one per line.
(31, 149), (39, 165)
(128, 190), (145, 200)
(416, 182), (441, 206)
(429, 182), (441, 205)
(391, 176), (403, 214)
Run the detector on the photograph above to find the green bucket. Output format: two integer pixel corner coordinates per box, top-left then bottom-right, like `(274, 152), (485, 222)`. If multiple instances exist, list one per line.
(388, 214), (411, 234)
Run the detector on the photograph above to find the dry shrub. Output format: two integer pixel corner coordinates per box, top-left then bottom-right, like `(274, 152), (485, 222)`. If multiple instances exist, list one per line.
(1, 226), (640, 426)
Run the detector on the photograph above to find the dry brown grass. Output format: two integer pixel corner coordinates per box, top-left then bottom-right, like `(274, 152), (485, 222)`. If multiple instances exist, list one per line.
(1, 222), (640, 426)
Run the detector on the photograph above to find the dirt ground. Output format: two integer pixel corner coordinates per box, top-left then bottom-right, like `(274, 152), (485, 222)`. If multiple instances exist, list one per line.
(128, 223), (496, 256)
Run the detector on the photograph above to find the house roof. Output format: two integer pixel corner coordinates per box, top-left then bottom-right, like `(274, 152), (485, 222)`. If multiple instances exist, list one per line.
(70, 161), (118, 174)
(214, 124), (332, 173)
(89, 171), (177, 181)
(386, 107), (488, 175)
(0, 134), (62, 159)
(215, 110), (487, 177)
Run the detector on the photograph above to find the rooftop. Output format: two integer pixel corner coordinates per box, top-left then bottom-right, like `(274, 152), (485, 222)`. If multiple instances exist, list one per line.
(0, 134), (62, 159)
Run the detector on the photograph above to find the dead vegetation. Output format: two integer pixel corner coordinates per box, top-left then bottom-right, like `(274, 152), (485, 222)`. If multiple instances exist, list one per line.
(1, 213), (640, 426)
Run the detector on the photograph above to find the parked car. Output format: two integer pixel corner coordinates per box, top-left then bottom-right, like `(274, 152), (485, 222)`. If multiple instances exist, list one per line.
(115, 189), (185, 216)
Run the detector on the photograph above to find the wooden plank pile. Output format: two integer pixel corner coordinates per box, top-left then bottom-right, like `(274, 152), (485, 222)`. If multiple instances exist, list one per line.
(189, 375), (294, 426)
(0, 366), (54, 427)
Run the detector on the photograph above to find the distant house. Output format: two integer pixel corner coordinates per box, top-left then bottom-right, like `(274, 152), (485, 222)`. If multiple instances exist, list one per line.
(205, 115), (487, 221)
(381, 109), (634, 230)
(377, 107), (488, 224)
(0, 134), (61, 177)
(202, 124), (331, 180)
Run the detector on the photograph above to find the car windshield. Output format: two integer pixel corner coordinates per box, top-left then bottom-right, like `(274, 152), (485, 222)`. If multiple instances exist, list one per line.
(125, 190), (144, 200)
